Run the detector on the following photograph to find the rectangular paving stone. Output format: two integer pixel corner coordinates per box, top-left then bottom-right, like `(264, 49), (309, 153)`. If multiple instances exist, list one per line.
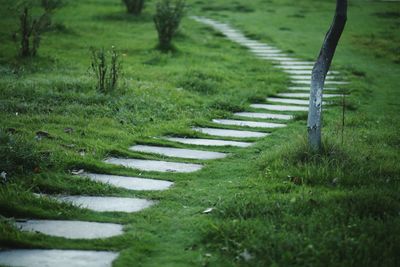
(234, 112), (293, 120)
(164, 137), (253, 147)
(104, 158), (203, 173)
(293, 80), (349, 85)
(55, 196), (155, 213)
(212, 119), (286, 128)
(193, 127), (269, 138)
(288, 86), (338, 91)
(15, 220), (123, 239)
(129, 145), (227, 160)
(277, 93), (343, 98)
(81, 173), (173, 191)
(290, 75), (336, 80)
(251, 104), (308, 112)
(284, 70), (339, 75)
(267, 97), (309, 106)
(279, 61), (314, 65)
(0, 249), (118, 267)
(276, 65), (314, 70)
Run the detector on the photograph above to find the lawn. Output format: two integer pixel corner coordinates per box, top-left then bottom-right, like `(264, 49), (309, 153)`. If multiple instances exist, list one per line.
(0, 0), (399, 266)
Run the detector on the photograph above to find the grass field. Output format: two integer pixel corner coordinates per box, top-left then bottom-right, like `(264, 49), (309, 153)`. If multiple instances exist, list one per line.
(0, 0), (399, 266)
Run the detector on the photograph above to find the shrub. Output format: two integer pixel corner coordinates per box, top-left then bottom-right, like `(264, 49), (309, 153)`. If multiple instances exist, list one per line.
(0, 130), (47, 179)
(122, 0), (145, 15)
(154, 0), (185, 50)
(90, 47), (121, 94)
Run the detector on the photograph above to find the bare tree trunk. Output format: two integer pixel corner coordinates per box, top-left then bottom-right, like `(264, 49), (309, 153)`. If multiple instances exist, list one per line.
(307, 0), (347, 151)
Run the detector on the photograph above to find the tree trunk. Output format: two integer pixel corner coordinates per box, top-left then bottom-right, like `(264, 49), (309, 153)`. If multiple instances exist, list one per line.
(307, 0), (347, 151)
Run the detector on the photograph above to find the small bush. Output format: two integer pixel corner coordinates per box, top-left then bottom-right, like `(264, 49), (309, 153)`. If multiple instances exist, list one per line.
(0, 130), (47, 179)
(90, 47), (122, 94)
(122, 0), (145, 15)
(13, 0), (63, 57)
(154, 0), (185, 50)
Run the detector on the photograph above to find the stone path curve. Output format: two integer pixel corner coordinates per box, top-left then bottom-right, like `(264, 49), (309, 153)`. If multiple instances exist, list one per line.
(0, 16), (349, 267)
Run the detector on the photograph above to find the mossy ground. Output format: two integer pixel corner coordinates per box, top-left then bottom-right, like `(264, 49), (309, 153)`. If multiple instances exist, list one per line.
(0, 0), (399, 266)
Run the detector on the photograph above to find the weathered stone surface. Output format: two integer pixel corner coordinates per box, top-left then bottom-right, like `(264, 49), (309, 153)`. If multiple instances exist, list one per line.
(277, 93), (343, 98)
(260, 56), (297, 61)
(0, 249), (118, 267)
(104, 158), (203, 173)
(276, 65), (314, 70)
(212, 119), (286, 128)
(15, 220), (123, 239)
(55, 195), (155, 212)
(284, 70), (339, 75)
(267, 97), (310, 106)
(129, 145), (226, 160)
(294, 80), (349, 85)
(164, 137), (253, 147)
(290, 75), (336, 80)
(288, 86), (338, 91)
(234, 112), (293, 120)
(193, 127), (269, 138)
(279, 61), (314, 65)
(81, 173), (173, 191)
(251, 104), (308, 111)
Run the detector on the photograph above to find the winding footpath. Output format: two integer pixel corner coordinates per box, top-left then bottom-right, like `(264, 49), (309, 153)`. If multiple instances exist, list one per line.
(0, 17), (349, 267)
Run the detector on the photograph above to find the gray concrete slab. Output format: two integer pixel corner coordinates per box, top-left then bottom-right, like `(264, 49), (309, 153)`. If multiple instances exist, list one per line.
(277, 93), (343, 98)
(290, 75), (335, 80)
(193, 127), (269, 138)
(276, 65), (314, 70)
(164, 137), (253, 147)
(55, 195), (155, 213)
(284, 70), (339, 75)
(15, 220), (123, 239)
(0, 249), (118, 267)
(288, 86), (338, 91)
(104, 158), (203, 173)
(81, 173), (173, 191)
(251, 104), (308, 111)
(129, 145), (226, 160)
(294, 80), (349, 85)
(212, 119), (286, 128)
(260, 56), (297, 61)
(267, 97), (310, 106)
(279, 61), (314, 65)
(234, 112), (293, 120)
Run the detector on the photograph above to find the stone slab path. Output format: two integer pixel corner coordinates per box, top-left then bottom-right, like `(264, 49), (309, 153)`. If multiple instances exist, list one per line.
(2, 15), (349, 267)
(15, 220), (123, 239)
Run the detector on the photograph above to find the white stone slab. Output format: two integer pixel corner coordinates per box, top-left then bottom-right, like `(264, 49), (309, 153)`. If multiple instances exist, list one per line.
(15, 220), (123, 239)
(251, 104), (308, 111)
(81, 173), (173, 191)
(290, 75), (336, 80)
(164, 137), (253, 147)
(253, 52), (287, 57)
(234, 112), (293, 120)
(55, 196), (155, 213)
(193, 127), (268, 138)
(277, 93), (343, 98)
(250, 48), (282, 53)
(293, 80), (349, 85)
(267, 97), (309, 106)
(261, 56), (297, 61)
(0, 249), (118, 267)
(276, 65), (314, 70)
(104, 158), (203, 173)
(288, 86), (338, 91)
(212, 119), (286, 128)
(279, 61), (314, 65)
(284, 70), (339, 75)
(129, 145), (226, 160)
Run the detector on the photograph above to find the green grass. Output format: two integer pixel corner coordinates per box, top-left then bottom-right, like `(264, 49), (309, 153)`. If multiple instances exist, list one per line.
(1, 0), (399, 266)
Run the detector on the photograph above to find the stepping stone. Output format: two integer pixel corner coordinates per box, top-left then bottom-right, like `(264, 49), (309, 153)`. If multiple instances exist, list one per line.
(81, 173), (173, 191)
(15, 220), (123, 239)
(193, 127), (269, 138)
(276, 65), (314, 70)
(234, 112), (293, 120)
(290, 75), (336, 80)
(284, 70), (339, 75)
(294, 80), (349, 85)
(164, 137), (253, 147)
(279, 61), (314, 65)
(251, 104), (308, 112)
(104, 158), (203, 173)
(267, 97), (310, 106)
(55, 196), (155, 213)
(212, 119), (286, 128)
(261, 57), (297, 61)
(288, 86), (338, 91)
(277, 93), (343, 98)
(129, 145), (227, 160)
(0, 249), (118, 267)
(250, 49), (282, 53)
(253, 52), (287, 57)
